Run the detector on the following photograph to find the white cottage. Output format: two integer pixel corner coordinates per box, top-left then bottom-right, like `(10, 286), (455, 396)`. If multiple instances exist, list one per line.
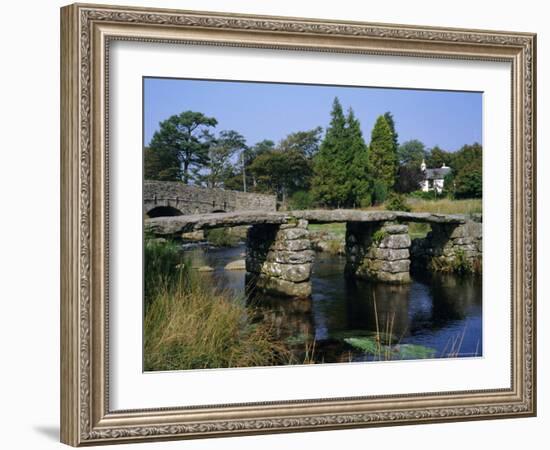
(419, 159), (451, 194)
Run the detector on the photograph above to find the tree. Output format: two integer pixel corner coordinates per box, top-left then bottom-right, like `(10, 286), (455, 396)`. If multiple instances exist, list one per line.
(383, 111), (399, 154)
(395, 165), (424, 193)
(454, 162), (482, 198)
(312, 97), (350, 207)
(202, 130), (247, 188)
(144, 146), (181, 181)
(367, 115), (398, 191)
(426, 145), (454, 169)
(398, 139), (427, 166)
(248, 149), (311, 203)
(148, 111), (217, 184)
(278, 127), (323, 158)
(312, 100), (370, 207)
(347, 109), (370, 205)
(451, 142), (482, 174)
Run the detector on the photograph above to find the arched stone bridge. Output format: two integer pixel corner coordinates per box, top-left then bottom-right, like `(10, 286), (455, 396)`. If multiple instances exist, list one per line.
(146, 209), (482, 298)
(144, 181), (276, 217)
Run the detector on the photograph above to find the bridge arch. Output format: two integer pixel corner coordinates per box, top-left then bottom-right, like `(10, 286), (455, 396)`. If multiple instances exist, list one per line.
(146, 206), (184, 218)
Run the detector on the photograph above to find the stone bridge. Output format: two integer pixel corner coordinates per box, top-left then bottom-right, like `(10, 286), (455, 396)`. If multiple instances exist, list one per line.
(146, 210), (482, 298)
(144, 181), (277, 217)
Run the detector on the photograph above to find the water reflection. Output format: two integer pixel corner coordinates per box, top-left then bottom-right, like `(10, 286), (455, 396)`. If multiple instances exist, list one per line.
(183, 244), (482, 362)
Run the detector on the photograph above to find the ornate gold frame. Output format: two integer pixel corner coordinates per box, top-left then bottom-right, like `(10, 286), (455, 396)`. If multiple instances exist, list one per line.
(60, 3), (536, 446)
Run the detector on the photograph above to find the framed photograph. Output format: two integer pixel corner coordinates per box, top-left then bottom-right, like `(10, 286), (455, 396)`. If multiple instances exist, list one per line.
(60, 3), (536, 446)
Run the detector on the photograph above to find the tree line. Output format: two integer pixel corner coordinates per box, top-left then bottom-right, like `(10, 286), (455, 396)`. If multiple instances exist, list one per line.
(145, 97), (482, 208)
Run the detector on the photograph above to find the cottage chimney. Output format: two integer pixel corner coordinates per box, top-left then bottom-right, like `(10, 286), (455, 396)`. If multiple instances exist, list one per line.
(441, 163), (447, 168)
(420, 159), (426, 171)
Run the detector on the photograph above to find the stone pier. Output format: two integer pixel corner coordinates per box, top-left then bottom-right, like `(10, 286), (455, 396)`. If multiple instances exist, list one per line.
(345, 222), (412, 284)
(411, 219), (482, 272)
(246, 219), (314, 298)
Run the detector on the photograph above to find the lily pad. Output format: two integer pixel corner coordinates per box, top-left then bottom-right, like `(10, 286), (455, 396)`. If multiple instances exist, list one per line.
(395, 344), (437, 359)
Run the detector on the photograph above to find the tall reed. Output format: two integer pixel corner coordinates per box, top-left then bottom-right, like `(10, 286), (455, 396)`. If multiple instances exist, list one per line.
(144, 239), (290, 371)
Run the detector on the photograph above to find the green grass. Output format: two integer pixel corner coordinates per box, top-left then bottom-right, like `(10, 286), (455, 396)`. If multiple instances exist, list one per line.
(308, 222), (346, 237)
(408, 222), (431, 239)
(144, 239), (290, 371)
(404, 197), (482, 215)
(362, 197), (482, 216)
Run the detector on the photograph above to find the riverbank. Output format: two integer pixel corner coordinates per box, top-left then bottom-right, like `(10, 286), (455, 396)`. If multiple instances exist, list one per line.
(143, 239), (292, 371)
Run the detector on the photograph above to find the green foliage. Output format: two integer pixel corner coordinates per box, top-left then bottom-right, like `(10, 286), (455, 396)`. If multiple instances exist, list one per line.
(397, 344), (437, 359)
(347, 109), (371, 204)
(278, 127), (322, 158)
(426, 145), (454, 169)
(147, 111), (218, 184)
(344, 337), (436, 360)
(344, 337), (379, 354)
(204, 228), (240, 247)
(395, 164), (424, 194)
(383, 112), (399, 149)
(359, 193), (373, 208)
(409, 189), (438, 201)
(144, 263), (289, 371)
(201, 130), (247, 188)
(312, 97), (350, 207)
(144, 238), (184, 312)
(452, 248), (472, 274)
(144, 146), (182, 181)
(289, 190), (316, 210)
(372, 229), (388, 245)
(248, 148), (311, 202)
(454, 163), (482, 198)
(367, 115), (398, 191)
(385, 192), (411, 212)
(371, 180), (388, 205)
(398, 139), (427, 166)
(312, 98), (369, 207)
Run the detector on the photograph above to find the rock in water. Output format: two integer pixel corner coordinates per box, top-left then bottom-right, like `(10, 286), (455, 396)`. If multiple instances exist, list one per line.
(224, 259), (246, 271)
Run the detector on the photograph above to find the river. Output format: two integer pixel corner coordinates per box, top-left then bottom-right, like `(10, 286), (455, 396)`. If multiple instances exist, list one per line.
(183, 243), (482, 364)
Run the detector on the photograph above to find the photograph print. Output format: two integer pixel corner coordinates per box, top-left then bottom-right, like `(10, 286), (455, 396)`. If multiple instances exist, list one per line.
(143, 78), (483, 372)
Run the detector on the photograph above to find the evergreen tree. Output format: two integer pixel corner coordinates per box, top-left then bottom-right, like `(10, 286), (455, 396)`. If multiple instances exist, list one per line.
(346, 109), (370, 206)
(148, 111), (217, 184)
(312, 97), (349, 207)
(368, 115), (398, 190)
(144, 146), (181, 181)
(384, 111), (399, 154)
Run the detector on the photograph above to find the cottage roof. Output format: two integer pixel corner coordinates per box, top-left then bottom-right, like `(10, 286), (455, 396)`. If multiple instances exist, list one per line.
(425, 167), (451, 180)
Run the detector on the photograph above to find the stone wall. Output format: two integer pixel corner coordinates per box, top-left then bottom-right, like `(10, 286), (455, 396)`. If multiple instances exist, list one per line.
(410, 220), (482, 273)
(345, 222), (412, 284)
(246, 220), (313, 298)
(144, 181), (277, 216)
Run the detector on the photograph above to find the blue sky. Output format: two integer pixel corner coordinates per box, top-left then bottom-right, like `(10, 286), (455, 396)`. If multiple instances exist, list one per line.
(144, 77), (482, 152)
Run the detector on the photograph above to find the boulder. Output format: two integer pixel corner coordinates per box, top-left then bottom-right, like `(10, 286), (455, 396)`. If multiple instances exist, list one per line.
(224, 259), (246, 271)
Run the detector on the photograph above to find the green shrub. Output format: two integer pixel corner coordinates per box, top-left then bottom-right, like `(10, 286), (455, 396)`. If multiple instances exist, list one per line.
(289, 190), (316, 210)
(385, 192), (411, 212)
(359, 193), (373, 208)
(372, 229), (388, 245)
(409, 190), (438, 201)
